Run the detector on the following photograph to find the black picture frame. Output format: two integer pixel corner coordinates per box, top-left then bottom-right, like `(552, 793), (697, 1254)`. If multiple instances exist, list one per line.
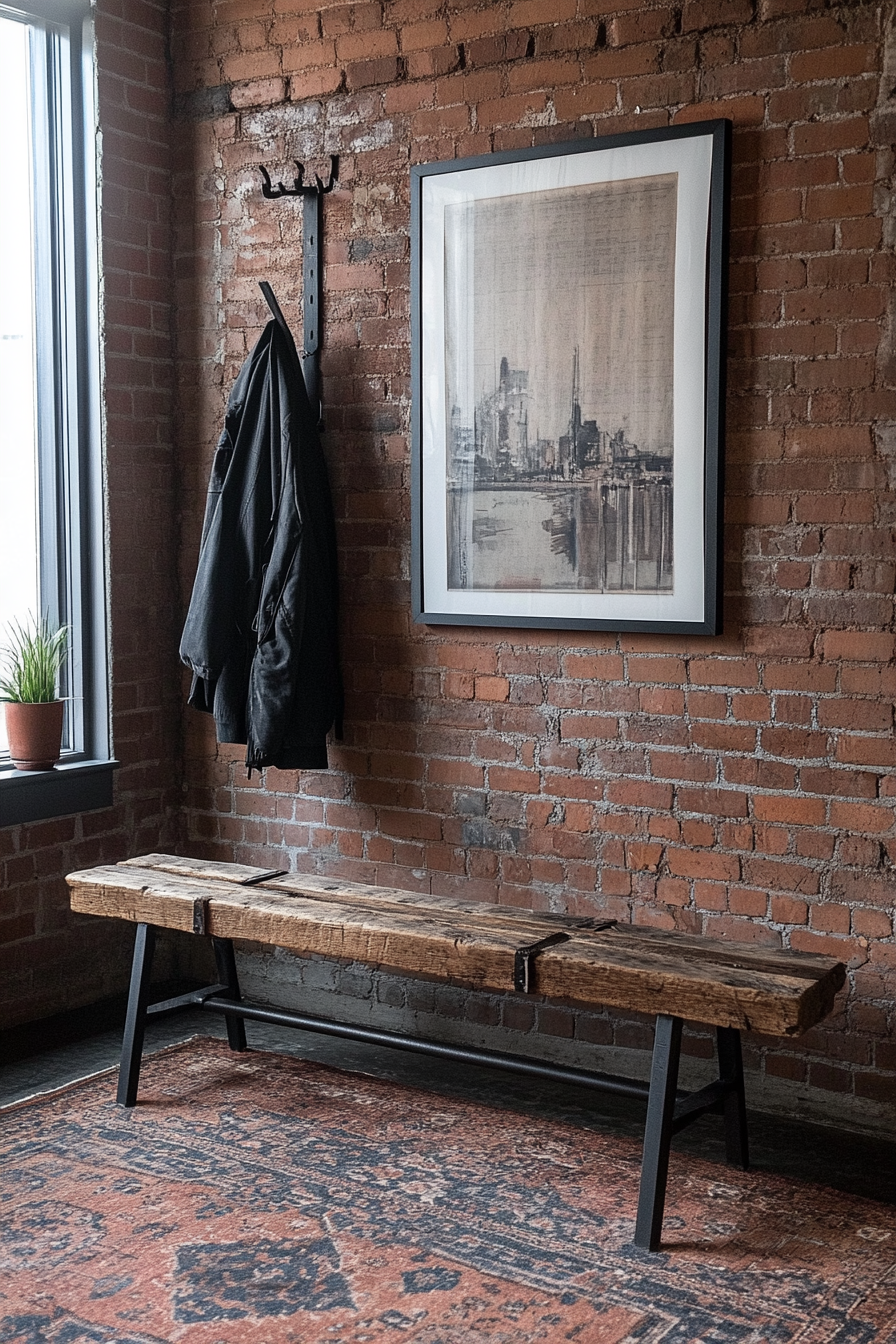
(411, 118), (730, 635)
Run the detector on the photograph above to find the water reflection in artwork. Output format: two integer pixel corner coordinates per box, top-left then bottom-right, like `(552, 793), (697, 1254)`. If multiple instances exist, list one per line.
(449, 479), (672, 593)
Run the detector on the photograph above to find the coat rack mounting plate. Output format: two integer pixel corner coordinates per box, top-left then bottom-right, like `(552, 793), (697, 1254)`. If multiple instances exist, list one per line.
(259, 155), (339, 422)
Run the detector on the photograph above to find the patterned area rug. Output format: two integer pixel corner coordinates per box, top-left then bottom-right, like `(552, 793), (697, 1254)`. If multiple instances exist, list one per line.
(2, 1037), (896, 1343)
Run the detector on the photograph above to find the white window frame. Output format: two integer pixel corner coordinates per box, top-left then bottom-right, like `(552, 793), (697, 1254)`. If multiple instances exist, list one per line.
(0, 0), (113, 826)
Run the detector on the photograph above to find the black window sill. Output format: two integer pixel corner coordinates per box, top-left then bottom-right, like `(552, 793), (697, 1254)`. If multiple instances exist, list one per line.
(0, 758), (118, 827)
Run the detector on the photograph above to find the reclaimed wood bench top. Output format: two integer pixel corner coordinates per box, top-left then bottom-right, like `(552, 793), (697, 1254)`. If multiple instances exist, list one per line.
(67, 853), (846, 1038)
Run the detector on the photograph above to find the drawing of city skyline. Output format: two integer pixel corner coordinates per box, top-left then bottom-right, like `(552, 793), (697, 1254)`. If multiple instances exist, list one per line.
(443, 172), (678, 594)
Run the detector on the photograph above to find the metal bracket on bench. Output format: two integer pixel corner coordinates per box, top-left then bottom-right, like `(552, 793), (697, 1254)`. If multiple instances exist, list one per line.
(512, 919), (616, 993)
(192, 869), (288, 934)
(513, 932), (570, 993)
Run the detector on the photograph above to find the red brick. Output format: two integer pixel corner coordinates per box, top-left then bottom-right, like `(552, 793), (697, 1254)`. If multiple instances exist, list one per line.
(853, 1072), (896, 1104)
(810, 902), (850, 936)
(743, 857), (820, 895)
(764, 1052), (806, 1083)
(829, 800), (894, 834)
(379, 811), (442, 842)
(790, 45), (875, 82)
(690, 723), (758, 753)
(553, 84), (618, 119)
(639, 688), (685, 716)
(626, 656), (686, 683)
(791, 930), (859, 961)
(650, 752), (716, 782)
(337, 29), (397, 61)
(687, 691), (728, 719)
(688, 658), (759, 688)
(801, 767), (878, 799)
(681, 819), (714, 847)
(563, 654), (625, 680)
(783, 426), (873, 460)
(560, 714), (620, 741)
(399, 18), (449, 52)
(771, 896), (808, 925)
(439, 645), (497, 674)
(475, 675), (510, 702)
(444, 670), (474, 699)
(835, 736), (896, 769)
(761, 727), (829, 760)
(728, 887), (768, 918)
(678, 788), (750, 818)
(703, 917), (782, 947)
(822, 631), (895, 663)
(682, 0), (754, 28)
(345, 56), (399, 88)
(731, 693), (771, 722)
(627, 843), (663, 873)
(289, 67), (344, 100)
(667, 849), (740, 881)
(489, 766), (540, 793)
(508, 0), (577, 24)
(853, 908), (893, 939)
(229, 76), (287, 107)
(753, 794), (826, 826)
(762, 663), (838, 693)
(695, 882), (727, 912)
(606, 780), (673, 810)
(427, 759), (484, 788)
(476, 93), (550, 128)
(673, 94), (765, 126)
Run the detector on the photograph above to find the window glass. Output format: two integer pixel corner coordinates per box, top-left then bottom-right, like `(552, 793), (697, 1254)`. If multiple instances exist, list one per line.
(0, 0), (106, 775)
(0, 15), (40, 753)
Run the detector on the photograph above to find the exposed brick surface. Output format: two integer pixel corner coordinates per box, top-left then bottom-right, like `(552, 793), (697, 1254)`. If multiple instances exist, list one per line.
(4, 0), (895, 1129)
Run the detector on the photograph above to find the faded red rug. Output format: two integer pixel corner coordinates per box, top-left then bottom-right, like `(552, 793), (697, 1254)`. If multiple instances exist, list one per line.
(2, 1037), (896, 1343)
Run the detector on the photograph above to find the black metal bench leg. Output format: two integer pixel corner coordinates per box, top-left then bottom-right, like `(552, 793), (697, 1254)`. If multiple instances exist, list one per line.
(117, 922), (157, 1108)
(634, 1013), (683, 1252)
(212, 936), (247, 1052)
(717, 1026), (749, 1170)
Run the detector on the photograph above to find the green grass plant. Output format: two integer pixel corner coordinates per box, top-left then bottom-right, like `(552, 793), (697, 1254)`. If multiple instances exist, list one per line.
(0, 615), (69, 703)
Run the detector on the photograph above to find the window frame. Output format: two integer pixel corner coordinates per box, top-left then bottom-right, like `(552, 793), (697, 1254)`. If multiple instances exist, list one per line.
(0, 0), (114, 826)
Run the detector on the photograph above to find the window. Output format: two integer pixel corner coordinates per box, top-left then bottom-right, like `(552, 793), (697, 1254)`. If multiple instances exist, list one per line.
(0, 0), (112, 825)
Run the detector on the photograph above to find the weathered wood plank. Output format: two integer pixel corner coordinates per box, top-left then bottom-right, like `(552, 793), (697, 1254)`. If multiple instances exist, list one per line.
(67, 861), (845, 1036)
(118, 853), (283, 885)
(122, 854), (597, 931)
(122, 854), (839, 983)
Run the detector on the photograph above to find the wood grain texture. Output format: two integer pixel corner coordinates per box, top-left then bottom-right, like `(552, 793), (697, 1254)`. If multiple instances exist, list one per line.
(117, 855), (841, 978)
(67, 856), (846, 1036)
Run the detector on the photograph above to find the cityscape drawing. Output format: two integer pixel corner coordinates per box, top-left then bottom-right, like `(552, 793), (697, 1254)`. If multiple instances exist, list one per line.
(443, 173), (678, 594)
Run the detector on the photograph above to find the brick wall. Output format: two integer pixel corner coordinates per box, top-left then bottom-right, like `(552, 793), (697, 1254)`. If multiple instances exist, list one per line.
(5, 0), (895, 1138)
(170, 0), (896, 1135)
(0, 0), (186, 1027)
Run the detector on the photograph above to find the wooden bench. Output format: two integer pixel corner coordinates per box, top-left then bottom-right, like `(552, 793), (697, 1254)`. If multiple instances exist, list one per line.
(67, 853), (846, 1252)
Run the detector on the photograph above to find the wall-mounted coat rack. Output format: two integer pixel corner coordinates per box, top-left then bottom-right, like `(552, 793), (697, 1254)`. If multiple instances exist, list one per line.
(259, 155), (339, 423)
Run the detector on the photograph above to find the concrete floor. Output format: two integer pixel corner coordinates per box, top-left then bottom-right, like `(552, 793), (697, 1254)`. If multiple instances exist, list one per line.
(2, 1003), (894, 1209)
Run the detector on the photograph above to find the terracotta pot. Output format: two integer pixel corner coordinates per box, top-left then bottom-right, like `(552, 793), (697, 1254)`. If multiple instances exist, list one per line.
(4, 700), (65, 771)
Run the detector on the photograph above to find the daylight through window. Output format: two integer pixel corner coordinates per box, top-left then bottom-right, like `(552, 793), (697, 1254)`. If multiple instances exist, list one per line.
(0, 0), (105, 768)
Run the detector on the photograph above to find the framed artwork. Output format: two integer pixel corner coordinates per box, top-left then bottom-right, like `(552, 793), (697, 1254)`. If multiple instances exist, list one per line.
(410, 119), (730, 634)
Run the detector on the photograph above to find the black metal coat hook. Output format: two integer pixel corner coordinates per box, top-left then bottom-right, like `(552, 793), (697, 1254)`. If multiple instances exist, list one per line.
(259, 155), (339, 199)
(258, 156), (338, 424)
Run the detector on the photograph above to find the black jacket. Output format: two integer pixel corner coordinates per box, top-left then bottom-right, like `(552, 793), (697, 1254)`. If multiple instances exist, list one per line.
(180, 318), (342, 770)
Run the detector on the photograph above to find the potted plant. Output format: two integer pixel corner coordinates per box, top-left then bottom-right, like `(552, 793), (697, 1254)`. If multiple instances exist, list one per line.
(0, 616), (69, 771)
